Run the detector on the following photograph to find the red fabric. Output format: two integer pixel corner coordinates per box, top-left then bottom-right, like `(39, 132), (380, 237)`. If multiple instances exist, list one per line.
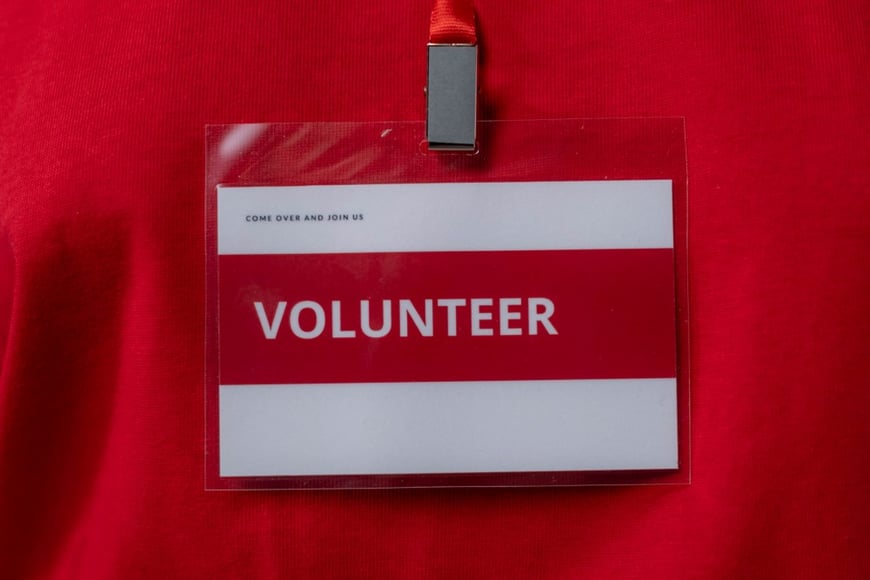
(0, 1), (868, 579)
(430, 0), (477, 44)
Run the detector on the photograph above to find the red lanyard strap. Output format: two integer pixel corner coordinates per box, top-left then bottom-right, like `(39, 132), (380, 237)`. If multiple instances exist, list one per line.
(429, 0), (477, 45)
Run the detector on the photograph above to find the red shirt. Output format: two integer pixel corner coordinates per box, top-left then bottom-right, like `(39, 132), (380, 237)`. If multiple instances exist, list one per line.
(0, 1), (867, 578)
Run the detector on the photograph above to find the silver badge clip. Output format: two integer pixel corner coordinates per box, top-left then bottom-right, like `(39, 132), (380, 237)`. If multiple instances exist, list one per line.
(426, 44), (478, 151)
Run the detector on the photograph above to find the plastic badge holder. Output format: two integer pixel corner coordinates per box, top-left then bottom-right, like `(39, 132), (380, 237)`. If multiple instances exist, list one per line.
(205, 119), (689, 489)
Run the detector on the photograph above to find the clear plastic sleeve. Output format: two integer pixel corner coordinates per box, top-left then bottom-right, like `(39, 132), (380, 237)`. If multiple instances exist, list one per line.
(205, 119), (689, 489)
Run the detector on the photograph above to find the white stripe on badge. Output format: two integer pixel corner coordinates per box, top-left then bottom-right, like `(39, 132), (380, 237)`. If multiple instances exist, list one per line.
(217, 181), (673, 255)
(219, 379), (678, 477)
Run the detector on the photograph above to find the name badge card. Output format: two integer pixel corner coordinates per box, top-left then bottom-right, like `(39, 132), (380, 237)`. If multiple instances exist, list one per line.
(205, 120), (689, 489)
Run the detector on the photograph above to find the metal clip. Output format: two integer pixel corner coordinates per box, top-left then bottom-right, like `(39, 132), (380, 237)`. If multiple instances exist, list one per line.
(426, 44), (478, 151)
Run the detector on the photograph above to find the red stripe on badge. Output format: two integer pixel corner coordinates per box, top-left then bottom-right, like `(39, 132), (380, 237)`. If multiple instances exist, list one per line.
(218, 249), (676, 385)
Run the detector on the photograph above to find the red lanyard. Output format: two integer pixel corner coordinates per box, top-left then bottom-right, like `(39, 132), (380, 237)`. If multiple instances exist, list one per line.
(429, 0), (477, 45)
